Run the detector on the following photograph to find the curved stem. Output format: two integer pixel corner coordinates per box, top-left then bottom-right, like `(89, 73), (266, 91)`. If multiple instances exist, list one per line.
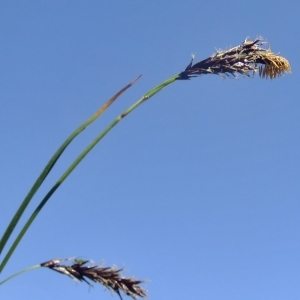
(0, 264), (41, 285)
(0, 76), (140, 258)
(0, 74), (179, 273)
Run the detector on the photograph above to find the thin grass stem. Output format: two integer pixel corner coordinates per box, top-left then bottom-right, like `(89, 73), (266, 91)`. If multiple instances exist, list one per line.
(0, 76), (140, 258)
(0, 74), (179, 273)
(0, 264), (41, 285)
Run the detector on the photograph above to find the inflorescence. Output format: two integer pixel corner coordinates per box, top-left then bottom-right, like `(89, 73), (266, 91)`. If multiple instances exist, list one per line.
(178, 37), (291, 80)
(41, 258), (146, 300)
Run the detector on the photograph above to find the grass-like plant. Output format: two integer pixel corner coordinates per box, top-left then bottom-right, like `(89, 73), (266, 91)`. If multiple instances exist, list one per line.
(0, 37), (291, 299)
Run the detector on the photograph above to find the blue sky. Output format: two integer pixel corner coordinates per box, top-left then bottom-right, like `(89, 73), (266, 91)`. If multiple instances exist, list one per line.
(0, 1), (299, 299)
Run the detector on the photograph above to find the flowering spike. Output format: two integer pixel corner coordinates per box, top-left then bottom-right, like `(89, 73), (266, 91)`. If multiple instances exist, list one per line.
(178, 37), (291, 80)
(41, 257), (146, 300)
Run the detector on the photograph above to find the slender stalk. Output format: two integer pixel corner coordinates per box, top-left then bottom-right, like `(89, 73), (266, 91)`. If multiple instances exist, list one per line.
(0, 74), (179, 273)
(0, 264), (41, 285)
(0, 76), (140, 258)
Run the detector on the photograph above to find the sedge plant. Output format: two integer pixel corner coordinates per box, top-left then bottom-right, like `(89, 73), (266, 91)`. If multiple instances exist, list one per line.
(0, 37), (291, 299)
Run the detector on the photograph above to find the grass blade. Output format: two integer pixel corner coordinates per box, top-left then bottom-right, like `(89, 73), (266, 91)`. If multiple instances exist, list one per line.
(0, 76), (141, 258)
(0, 74), (178, 273)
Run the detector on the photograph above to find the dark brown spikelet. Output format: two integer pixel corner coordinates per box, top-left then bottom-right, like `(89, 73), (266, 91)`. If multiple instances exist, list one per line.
(41, 258), (147, 300)
(178, 37), (291, 80)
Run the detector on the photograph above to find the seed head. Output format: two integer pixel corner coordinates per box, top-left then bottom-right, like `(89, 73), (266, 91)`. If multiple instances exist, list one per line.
(179, 37), (291, 80)
(41, 258), (147, 300)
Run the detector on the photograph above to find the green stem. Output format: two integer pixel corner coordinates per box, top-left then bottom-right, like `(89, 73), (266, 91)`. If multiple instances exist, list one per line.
(0, 74), (179, 273)
(0, 76), (140, 258)
(0, 264), (41, 285)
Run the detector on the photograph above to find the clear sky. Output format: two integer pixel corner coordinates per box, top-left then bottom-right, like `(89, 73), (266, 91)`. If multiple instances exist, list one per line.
(0, 1), (299, 299)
